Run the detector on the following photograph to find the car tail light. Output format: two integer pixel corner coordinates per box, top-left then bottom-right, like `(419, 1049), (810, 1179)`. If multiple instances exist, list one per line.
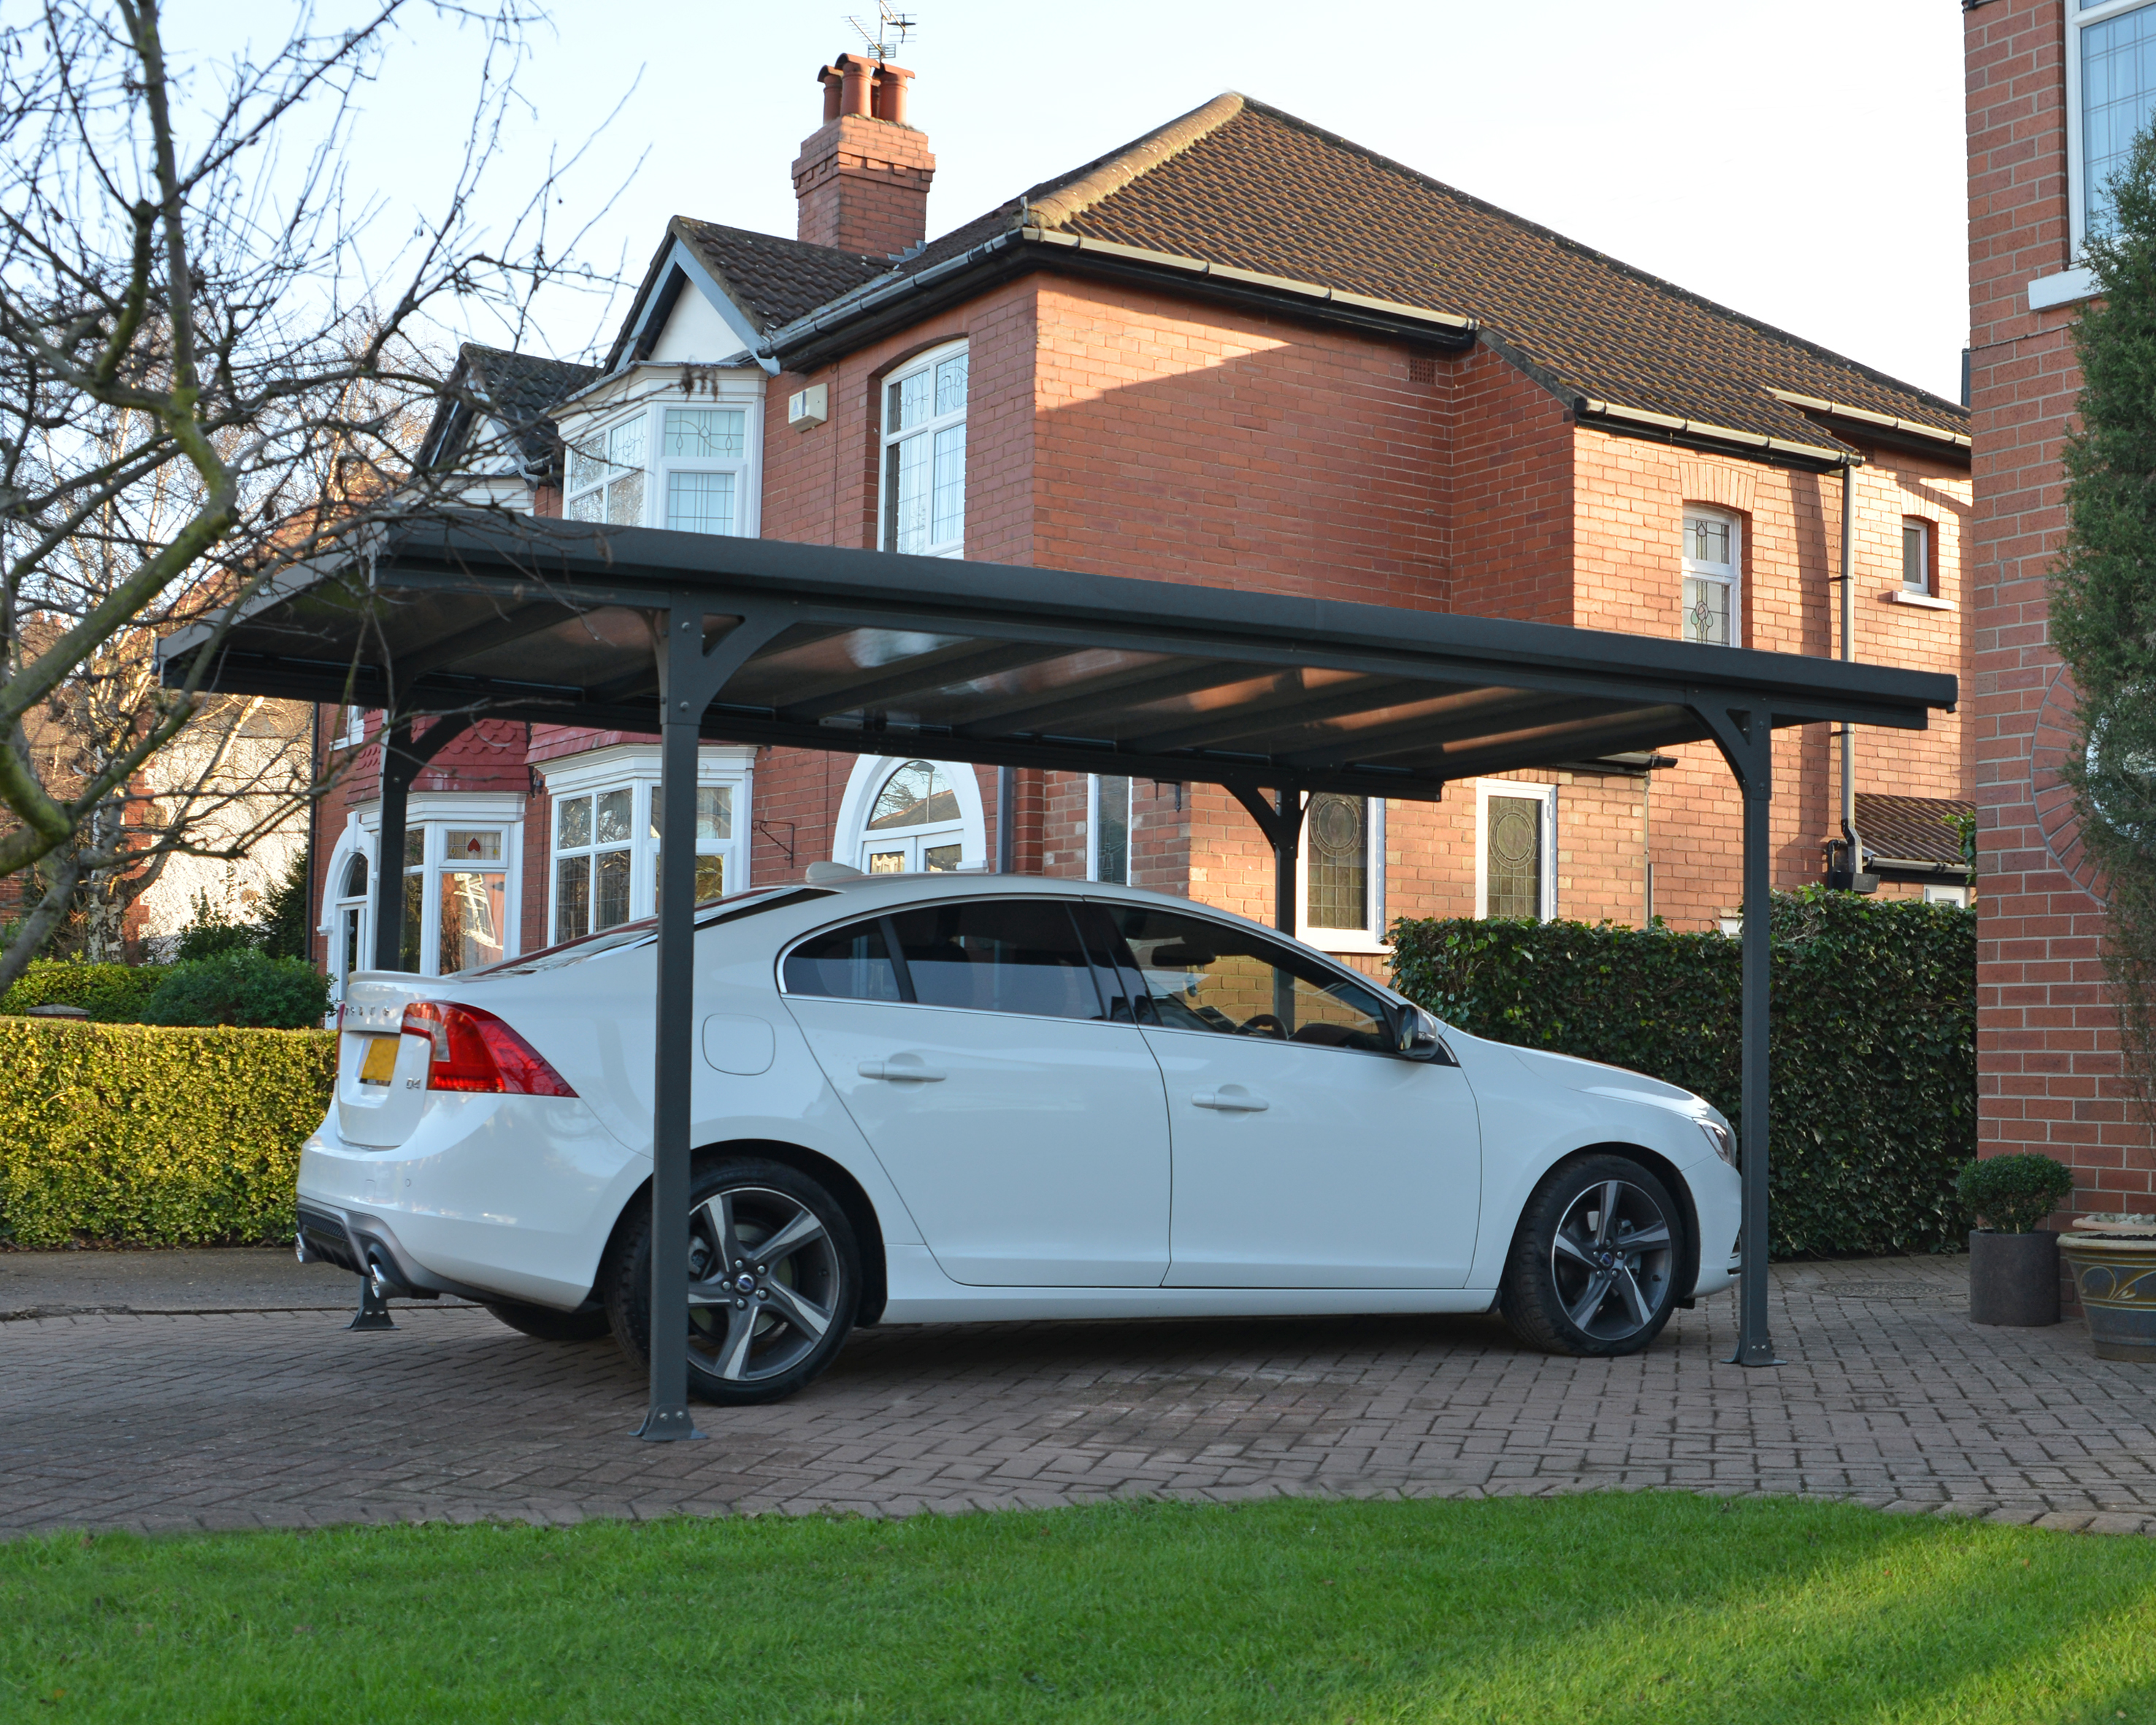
(399, 1001), (578, 1096)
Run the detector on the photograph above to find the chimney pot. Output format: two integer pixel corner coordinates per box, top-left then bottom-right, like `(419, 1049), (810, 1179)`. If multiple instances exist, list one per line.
(792, 53), (935, 258)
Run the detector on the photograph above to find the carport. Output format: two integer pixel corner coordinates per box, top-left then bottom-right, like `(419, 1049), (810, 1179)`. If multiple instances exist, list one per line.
(161, 516), (1955, 1437)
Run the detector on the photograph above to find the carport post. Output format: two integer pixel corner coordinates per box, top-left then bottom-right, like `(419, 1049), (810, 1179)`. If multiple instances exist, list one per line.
(638, 601), (789, 1442)
(1701, 704), (1781, 1368)
(370, 715), (475, 971)
(1226, 782), (1308, 938)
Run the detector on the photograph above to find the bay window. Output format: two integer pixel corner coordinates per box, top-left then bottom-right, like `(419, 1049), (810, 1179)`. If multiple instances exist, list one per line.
(660, 405), (749, 535)
(566, 416), (645, 524)
(542, 746), (751, 942)
(881, 343), (967, 556)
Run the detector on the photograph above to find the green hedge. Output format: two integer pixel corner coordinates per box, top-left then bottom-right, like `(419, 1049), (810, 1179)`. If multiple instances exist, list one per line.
(0, 1021), (334, 1247)
(1388, 889), (1976, 1258)
(0, 959), (171, 1022)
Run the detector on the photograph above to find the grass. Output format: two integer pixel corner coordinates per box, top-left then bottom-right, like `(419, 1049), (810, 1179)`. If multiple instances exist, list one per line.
(4, 1491), (2156, 1723)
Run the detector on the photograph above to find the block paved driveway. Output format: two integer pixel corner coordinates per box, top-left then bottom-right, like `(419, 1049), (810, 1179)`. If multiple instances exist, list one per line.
(3, 1251), (2153, 1538)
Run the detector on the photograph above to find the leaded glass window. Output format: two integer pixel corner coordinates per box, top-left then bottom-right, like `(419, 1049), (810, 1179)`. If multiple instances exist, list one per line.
(1305, 792), (1368, 931)
(882, 346), (968, 556)
(1485, 795), (1544, 919)
(1092, 775), (1132, 884)
(1681, 508), (1739, 646)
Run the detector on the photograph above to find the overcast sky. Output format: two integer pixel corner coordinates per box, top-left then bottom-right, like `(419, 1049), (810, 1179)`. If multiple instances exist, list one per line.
(188, 0), (1968, 402)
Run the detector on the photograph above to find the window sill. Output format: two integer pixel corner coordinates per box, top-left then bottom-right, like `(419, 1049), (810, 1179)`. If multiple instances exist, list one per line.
(2028, 266), (2099, 313)
(1885, 589), (1957, 612)
(1307, 933), (1392, 957)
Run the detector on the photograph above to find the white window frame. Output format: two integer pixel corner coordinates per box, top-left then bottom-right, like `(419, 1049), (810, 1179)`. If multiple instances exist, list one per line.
(878, 339), (968, 559)
(1681, 507), (1741, 647)
(538, 743), (753, 943)
(1087, 773), (1135, 884)
(318, 814), (372, 1009)
(1901, 517), (1933, 595)
(656, 400), (756, 538)
(1297, 792), (1387, 953)
(1923, 882), (1970, 908)
(1474, 779), (1557, 922)
(331, 705), (367, 750)
(832, 754), (987, 873)
(564, 412), (649, 526)
(356, 792), (525, 979)
(2070, 0), (2156, 254)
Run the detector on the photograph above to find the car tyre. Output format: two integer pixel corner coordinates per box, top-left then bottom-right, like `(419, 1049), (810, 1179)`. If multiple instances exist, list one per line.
(1500, 1153), (1685, 1358)
(485, 1299), (612, 1342)
(604, 1157), (860, 1407)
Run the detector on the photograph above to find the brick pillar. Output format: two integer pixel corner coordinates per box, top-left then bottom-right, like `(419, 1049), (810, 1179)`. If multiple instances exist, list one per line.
(793, 55), (934, 259)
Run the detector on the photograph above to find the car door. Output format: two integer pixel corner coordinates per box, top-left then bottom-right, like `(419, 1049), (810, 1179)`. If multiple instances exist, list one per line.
(1091, 902), (1481, 1288)
(780, 895), (1171, 1285)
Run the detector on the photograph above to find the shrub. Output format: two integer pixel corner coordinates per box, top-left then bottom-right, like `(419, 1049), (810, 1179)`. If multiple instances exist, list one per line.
(0, 958), (171, 1022)
(256, 848), (313, 960)
(1954, 1154), (2076, 1234)
(1388, 888), (1976, 1258)
(0, 1020), (334, 1246)
(140, 948), (331, 1030)
(172, 890), (264, 963)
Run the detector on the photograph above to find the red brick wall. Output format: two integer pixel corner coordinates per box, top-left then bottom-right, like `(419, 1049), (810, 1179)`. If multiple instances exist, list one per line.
(1967, 0), (2153, 1200)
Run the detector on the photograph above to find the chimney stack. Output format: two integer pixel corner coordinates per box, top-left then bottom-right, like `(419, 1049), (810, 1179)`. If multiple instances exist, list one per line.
(793, 52), (935, 259)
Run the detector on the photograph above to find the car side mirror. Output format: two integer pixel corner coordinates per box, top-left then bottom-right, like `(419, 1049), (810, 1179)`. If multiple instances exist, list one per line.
(1393, 1004), (1446, 1060)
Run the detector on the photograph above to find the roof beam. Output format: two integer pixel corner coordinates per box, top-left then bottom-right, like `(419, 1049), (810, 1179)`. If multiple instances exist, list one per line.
(1275, 686), (1569, 768)
(392, 603), (585, 682)
(959, 661), (1262, 738)
(777, 640), (1070, 723)
(1125, 675), (1438, 751)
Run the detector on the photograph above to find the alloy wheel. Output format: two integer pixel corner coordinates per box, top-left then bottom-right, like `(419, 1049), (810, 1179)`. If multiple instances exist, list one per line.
(685, 1184), (843, 1382)
(1547, 1178), (1675, 1342)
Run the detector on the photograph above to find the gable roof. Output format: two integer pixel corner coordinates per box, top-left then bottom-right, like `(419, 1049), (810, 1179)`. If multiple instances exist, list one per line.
(762, 93), (1968, 463)
(418, 343), (602, 477)
(604, 218), (892, 371)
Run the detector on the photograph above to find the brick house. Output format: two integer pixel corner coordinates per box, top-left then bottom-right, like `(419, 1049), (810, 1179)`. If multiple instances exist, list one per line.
(1966, 0), (2156, 1204)
(309, 55), (1973, 1000)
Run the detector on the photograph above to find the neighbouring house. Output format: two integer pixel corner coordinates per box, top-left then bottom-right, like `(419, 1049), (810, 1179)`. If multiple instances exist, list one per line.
(1966, 0), (2155, 1206)
(309, 52), (1974, 1003)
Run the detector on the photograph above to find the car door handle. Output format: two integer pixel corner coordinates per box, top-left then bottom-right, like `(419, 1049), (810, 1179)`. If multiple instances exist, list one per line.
(858, 1059), (947, 1082)
(1192, 1087), (1268, 1112)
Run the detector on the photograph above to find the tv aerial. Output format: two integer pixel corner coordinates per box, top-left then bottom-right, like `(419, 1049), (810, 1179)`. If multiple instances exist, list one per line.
(846, 1), (917, 62)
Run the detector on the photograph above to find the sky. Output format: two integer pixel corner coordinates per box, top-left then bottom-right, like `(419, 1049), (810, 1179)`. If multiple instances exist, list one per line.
(180, 0), (1969, 402)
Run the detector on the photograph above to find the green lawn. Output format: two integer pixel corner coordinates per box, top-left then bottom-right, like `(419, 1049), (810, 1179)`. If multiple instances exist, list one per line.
(4, 1492), (2155, 1723)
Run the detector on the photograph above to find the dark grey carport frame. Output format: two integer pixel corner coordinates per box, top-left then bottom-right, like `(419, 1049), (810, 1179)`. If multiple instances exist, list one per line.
(163, 516), (1955, 1430)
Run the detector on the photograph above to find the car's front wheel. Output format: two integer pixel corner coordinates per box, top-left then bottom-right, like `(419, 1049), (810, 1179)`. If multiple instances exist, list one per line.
(605, 1158), (860, 1406)
(1500, 1154), (1684, 1357)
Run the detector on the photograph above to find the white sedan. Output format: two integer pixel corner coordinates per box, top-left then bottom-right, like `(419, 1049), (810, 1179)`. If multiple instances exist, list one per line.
(298, 871), (1741, 1404)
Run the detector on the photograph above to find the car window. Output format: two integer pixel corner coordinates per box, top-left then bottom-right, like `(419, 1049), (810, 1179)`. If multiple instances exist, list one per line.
(886, 899), (1107, 1021)
(1103, 904), (1394, 1052)
(783, 917), (904, 1003)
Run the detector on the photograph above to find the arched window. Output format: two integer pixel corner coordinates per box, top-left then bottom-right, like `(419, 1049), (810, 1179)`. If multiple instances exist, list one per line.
(834, 755), (986, 875)
(323, 827), (373, 1005)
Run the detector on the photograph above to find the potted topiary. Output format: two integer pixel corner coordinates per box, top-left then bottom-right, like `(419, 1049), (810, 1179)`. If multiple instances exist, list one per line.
(1955, 1154), (2076, 1326)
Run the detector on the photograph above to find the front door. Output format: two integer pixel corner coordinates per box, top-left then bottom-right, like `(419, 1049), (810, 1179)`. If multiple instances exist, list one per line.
(1097, 903), (1482, 1288)
(782, 896), (1170, 1285)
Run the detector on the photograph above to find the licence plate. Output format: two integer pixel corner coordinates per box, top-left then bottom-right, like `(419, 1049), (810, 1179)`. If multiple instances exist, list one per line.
(358, 1036), (400, 1087)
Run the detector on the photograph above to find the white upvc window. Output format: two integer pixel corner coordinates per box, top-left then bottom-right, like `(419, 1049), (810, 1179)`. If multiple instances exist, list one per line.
(658, 405), (751, 535)
(541, 746), (751, 944)
(1475, 779), (1556, 922)
(1298, 792), (1386, 951)
(332, 705), (367, 749)
(880, 341), (967, 557)
(1088, 774), (1132, 884)
(1902, 518), (1934, 595)
(327, 840), (370, 1005)
(2071, 0), (2156, 250)
(1681, 508), (1741, 647)
(566, 416), (647, 524)
(355, 795), (524, 979)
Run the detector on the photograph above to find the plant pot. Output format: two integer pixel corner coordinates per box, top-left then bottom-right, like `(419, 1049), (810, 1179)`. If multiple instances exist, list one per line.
(2060, 1233), (2156, 1363)
(1968, 1229), (2060, 1326)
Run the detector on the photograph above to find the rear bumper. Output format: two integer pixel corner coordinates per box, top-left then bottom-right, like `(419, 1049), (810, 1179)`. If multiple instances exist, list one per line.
(296, 1090), (644, 1312)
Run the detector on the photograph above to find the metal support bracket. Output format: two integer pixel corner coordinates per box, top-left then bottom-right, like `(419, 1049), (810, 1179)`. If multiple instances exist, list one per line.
(1695, 701), (1784, 1369)
(1226, 780), (1308, 938)
(348, 1272), (395, 1332)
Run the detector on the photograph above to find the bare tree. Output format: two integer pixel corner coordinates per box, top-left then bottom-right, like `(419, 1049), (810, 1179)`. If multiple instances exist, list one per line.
(0, 0), (621, 990)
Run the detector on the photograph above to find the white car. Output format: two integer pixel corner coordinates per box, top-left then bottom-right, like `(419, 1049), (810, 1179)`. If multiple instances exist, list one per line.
(297, 871), (1741, 1404)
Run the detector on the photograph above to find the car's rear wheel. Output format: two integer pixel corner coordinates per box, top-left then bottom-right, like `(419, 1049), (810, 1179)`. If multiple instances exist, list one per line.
(1500, 1154), (1684, 1357)
(605, 1158), (859, 1406)
(486, 1298), (611, 1342)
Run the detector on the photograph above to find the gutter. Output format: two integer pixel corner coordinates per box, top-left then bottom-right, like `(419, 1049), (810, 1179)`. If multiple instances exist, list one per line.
(756, 227), (1478, 370)
(1766, 388), (1971, 452)
(1575, 397), (1855, 468)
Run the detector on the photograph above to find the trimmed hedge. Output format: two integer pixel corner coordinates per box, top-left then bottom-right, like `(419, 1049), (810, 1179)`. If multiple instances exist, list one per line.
(0, 959), (171, 1022)
(0, 1020), (334, 1247)
(1389, 888), (1976, 1258)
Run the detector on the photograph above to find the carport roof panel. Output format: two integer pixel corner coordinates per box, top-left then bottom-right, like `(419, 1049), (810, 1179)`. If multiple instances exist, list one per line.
(162, 516), (1955, 798)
